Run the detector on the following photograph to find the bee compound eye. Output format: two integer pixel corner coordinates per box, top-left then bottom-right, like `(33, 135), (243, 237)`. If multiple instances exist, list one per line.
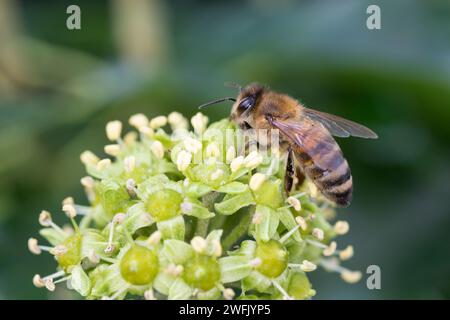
(238, 96), (255, 110)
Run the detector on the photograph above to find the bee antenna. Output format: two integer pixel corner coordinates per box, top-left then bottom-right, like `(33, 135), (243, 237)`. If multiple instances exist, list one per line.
(198, 97), (236, 110)
(224, 82), (242, 91)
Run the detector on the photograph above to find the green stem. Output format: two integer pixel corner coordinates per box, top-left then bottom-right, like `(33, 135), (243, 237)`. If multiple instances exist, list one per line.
(222, 206), (255, 251)
(194, 191), (221, 238)
(194, 219), (209, 238)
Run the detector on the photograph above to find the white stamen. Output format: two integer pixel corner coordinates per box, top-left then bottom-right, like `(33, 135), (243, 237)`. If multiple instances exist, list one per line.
(105, 221), (116, 254)
(230, 156), (244, 172)
(62, 204), (77, 219)
(104, 144), (121, 157)
(164, 263), (184, 277)
(312, 228), (324, 241)
(96, 158), (111, 171)
(223, 288), (235, 300)
(39, 210), (53, 227)
(126, 178), (137, 197)
(191, 236), (207, 253)
(295, 216), (308, 231)
(147, 231), (162, 245)
(183, 137), (202, 153)
(280, 224), (302, 244)
(287, 196), (302, 211)
(124, 156), (136, 173)
(244, 151), (263, 168)
(206, 143), (221, 159)
(334, 221), (349, 235)
(323, 241), (337, 256)
(106, 120), (122, 141)
(113, 213), (127, 225)
(341, 270), (362, 283)
(176, 150), (192, 171)
(180, 201), (193, 214)
(80, 176), (95, 189)
(150, 140), (165, 159)
(226, 146), (236, 163)
(339, 245), (354, 260)
(88, 249), (100, 264)
(138, 126), (154, 138)
(168, 112), (188, 130)
(272, 280), (293, 300)
(249, 257), (262, 267)
(28, 238), (41, 255)
(249, 173), (266, 191)
(191, 112), (208, 135)
(149, 116), (167, 129)
(252, 212), (263, 225)
(212, 239), (222, 257)
(144, 289), (156, 300)
(129, 113), (149, 129)
(33, 274), (45, 288)
(62, 197), (74, 206)
(300, 260), (317, 272)
(45, 279), (55, 292)
(124, 131), (138, 144)
(80, 150), (99, 166)
(50, 245), (68, 256)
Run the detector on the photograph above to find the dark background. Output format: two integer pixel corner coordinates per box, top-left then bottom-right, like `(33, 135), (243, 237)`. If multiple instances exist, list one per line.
(0, 0), (449, 299)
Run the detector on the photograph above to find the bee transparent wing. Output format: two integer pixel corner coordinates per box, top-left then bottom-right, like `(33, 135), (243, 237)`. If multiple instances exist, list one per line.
(268, 117), (337, 169)
(303, 108), (378, 139)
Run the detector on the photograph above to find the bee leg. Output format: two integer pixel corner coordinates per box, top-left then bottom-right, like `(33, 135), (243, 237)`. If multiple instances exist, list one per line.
(284, 148), (295, 194)
(294, 166), (305, 190)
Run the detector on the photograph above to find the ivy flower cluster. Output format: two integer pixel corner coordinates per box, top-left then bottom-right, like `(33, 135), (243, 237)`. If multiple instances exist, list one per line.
(28, 111), (361, 300)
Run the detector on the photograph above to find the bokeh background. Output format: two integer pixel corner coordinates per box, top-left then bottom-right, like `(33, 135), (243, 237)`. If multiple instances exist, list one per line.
(1, 0), (449, 299)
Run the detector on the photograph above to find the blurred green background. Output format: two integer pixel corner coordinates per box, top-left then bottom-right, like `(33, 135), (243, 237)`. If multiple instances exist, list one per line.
(1, 0), (449, 299)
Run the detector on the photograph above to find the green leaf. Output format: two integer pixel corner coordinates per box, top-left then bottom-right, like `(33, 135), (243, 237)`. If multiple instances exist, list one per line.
(39, 228), (67, 246)
(197, 287), (221, 300)
(242, 271), (272, 293)
(217, 182), (248, 194)
(205, 229), (223, 256)
(153, 272), (176, 296)
(124, 202), (153, 233)
(229, 240), (256, 258)
(161, 239), (194, 265)
(71, 265), (91, 297)
(219, 256), (252, 283)
(80, 229), (106, 258)
(181, 199), (215, 219)
(157, 215), (185, 240)
(254, 205), (279, 242)
(168, 278), (193, 300)
(277, 207), (302, 242)
(184, 182), (212, 198)
(214, 190), (255, 215)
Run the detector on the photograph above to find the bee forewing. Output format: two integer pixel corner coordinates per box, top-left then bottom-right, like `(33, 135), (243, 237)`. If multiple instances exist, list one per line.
(303, 108), (378, 139)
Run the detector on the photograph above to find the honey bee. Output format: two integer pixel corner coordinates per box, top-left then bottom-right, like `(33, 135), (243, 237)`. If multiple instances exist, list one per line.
(199, 83), (378, 207)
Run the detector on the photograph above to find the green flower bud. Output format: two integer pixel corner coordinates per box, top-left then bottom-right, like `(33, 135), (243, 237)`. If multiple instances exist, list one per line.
(120, 245), (159, 285)
(183, 253), (221, 291)
(255, 240), (288, 279)
(146, 189), (182, 222)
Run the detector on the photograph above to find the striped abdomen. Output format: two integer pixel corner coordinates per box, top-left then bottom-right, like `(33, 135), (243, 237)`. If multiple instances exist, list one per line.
(294, 127), (353, 207)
